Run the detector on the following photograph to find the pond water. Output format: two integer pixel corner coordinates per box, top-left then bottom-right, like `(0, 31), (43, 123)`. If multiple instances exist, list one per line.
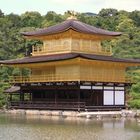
(0, 113), (140, 140)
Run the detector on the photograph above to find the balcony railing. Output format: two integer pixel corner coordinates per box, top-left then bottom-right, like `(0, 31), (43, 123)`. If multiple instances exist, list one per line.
(32, 45), (70, 55)
(9, 74), (131, 84)
(10, 101), (86, 110)
(31, 45), (112, 56)
(9, 74), (80, 84)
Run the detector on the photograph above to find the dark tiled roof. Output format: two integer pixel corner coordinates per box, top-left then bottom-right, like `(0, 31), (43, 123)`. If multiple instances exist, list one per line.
(22, 19), (122, 37)
(1, 53), (140, 65)
(0, 53), (78, 64)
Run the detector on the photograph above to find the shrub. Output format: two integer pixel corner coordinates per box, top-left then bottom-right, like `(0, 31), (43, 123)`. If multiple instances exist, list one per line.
(128, 99), (140, 109)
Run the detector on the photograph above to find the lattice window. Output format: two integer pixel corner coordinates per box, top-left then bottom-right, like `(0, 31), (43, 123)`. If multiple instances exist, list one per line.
(83, 40), (90, 48)
(72, 39), (80, 49)
(91, 41), (101, 52)
(63, 39), (71, 47)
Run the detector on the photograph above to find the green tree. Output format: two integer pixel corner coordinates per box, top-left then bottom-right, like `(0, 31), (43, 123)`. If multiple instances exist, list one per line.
(21, 11), (42, 27)
(127, 70), (140, 109)
(129, 10), (140, 26)
(99, 8), (118, 17)
(0, 9), (4, 17)
(42, 11), (63, 27)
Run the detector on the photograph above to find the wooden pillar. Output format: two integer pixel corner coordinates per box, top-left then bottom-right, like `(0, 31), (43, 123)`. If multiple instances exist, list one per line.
(124, 85), (126, 107)
(78, 89), (80, 102)
(78, 86), (81, 111)
(32, 92), (34, 101)
(30, 93), (32, 101)
(113, 84), (115, 106)
(19, 93), (21, 103)
(91, 83), (93, 106)
(10, 94), (12, 101)
(20, 92), (24, 101)
(55, 89), (57, 106)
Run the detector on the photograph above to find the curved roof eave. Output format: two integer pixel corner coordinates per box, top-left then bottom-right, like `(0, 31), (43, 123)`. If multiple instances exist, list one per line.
(1, 53), (140, 65)
(21, 19), (122, 37)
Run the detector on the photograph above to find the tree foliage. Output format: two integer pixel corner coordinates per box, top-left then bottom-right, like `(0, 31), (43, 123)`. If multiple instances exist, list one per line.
(0, 9), (140, 108)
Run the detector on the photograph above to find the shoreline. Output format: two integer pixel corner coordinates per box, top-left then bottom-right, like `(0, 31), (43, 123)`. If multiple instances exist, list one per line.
(1, 109), (140, 119)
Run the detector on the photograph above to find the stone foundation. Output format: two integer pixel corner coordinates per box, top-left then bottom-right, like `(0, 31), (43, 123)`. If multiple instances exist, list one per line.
(5, 109), (79, 117)
(3, 109), (140, 118)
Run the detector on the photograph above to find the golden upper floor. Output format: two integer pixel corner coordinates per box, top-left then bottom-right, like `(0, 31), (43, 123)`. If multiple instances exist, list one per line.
(22, 19), (121, 56)
(32, 37), (112, 56)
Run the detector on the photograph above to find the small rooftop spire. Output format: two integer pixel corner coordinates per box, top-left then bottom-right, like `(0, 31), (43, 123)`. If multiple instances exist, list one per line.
(67, 10), (77, 20)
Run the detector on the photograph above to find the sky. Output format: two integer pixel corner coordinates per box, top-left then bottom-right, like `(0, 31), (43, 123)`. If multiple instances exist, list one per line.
(0, 0), (140, 15)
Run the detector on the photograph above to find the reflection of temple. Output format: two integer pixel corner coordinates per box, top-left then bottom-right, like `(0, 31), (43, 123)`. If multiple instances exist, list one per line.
(2, 18), (140, 111)
(103, 120), (124, 129)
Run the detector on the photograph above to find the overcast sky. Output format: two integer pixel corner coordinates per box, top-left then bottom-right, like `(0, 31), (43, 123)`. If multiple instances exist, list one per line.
(1, 0), (140, 15)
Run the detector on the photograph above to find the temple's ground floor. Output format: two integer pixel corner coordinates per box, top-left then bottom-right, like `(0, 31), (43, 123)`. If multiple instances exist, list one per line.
(7, 82), (129, 111)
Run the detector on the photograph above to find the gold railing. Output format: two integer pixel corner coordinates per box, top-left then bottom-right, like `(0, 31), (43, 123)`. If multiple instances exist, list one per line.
(32, 45), (71, 56)
(32, 45), (112, 56)
(9, 74), (80, 84)
(9, 74), (131, 84)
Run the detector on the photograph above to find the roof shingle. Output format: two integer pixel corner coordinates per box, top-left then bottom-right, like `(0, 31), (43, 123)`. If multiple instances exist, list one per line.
(22, 19), (122, 37)
(1, 53), (140, 65)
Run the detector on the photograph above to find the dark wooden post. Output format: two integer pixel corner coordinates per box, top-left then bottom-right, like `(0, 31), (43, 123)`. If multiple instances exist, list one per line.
(10, 94), (12, 101)
(78, 87), (81, 111)
(113, 84), (115, 106)
(55, 89), (57, 107)
(20, 92), (24, 101)
(30, 93), (32, 101)
(124, 85), (126, 108)
(78, 89), (80, 102)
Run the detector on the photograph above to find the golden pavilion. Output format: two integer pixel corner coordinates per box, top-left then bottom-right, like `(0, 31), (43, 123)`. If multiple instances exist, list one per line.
(2, 18), (140, 111)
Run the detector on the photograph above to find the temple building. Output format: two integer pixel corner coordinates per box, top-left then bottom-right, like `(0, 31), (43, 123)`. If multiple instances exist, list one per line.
(1, 17), (140, 111)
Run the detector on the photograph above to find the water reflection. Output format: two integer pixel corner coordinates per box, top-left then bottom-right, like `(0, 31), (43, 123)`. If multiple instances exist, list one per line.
(0, 114), (140, 140)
